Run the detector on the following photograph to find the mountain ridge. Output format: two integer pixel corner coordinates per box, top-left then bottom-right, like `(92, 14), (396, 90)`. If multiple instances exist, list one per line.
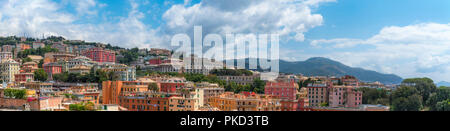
(233, 57), (403, 84)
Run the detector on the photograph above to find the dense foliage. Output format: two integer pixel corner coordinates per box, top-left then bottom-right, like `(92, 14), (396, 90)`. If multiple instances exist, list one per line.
(17, 46), (59, 58)
(69, 102), (96, 111)
(4, 89), (27, 99)
(34, 69), (48, 82)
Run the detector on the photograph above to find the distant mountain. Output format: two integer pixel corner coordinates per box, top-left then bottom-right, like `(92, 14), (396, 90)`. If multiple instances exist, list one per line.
(436, 81), (450, 87)
(277, 57), (403, 84)
(231, 57), (401, 84)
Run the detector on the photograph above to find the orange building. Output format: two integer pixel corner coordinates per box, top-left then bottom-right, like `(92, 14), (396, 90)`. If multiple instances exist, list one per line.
(102, 80), (152, 105)
(209, 92), (281, 111)
(119, 92), (170, 111)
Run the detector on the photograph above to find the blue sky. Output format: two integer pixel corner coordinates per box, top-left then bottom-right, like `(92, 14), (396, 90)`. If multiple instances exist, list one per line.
(1, 0), (450, 82)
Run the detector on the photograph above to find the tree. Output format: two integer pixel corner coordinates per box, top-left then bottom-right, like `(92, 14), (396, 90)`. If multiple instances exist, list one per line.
(4, 89), (27, 99)
(402, 78), (437, 104)
(435, 99), (450, 111)
(148, 83), (159, 92)
(34, 69), (48, 82)
(251, 79), (266, 94)
(359, 87), (390, 105)
(426, 86), (450, 111)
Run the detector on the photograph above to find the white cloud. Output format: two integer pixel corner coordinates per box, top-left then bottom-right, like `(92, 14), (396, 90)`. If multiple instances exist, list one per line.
(0, 0), (164, 49)
(310, 23), (450, 82)
(162, 0), (333, 42)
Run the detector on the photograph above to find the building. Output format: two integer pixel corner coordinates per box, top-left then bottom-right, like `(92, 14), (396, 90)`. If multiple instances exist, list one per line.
(95, 63), (136, 81)
(32, 42), (45, 49)
(44, 52), (76, 64)
(102, 79), (155, 105)
(119, 92), (170, 111)
(27, 55), (44, 63)
(160, 78), (185, 93)
(0, 59), (20, 83)
(69, 65), (91, 75)
(306, 83), (331, 107)
(329, 86), (363, 108)
(169, 96), (199, 111)
(209, 92), (281, 111)
(67, 56), (96, 69)
(51, 42), (70, 53)
(217, 74), (260, 86)
(25, 82), (54, 96)
(82, 47), (116, 63)
(2, 45), (14, 52)
(0, 52), (12, 62)
(43, 62), (63, 75)
(16, 43), (31, 51)
(14, 73), (34, 83)
(149, 48), (171, 56)
(341, 75), (359, 86)
(21, 61), (39, 73)
(265, 80), (299, 101)
(193, 82), (225, 105)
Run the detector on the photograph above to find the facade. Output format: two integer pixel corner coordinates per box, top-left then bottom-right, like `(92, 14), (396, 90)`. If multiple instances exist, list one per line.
(67, 56), (96, 69)
(25, 82), (54, 96)
(160, 78), (185, 93)
(16, 43), (31, 51)
(43, 62), (63, 75)
(32, 42), (45, 49)
(0, 52), (12, 62)
(341, 75), (359, 86)
(95, 63), (136, 81)
(119, 92), (170, 111)
(306, 83), (331, 107)
(82, 47), (116, 63)
(169, 96), (198, 111)
(329, 86), (363, 108)
(0, 59), (20, 83)
(2, 45), (14, 52)
(102, 80), (154, 105)
(14, 73), (34, 83)
(69, 65), (91, 75)
(209, 92), (281, 111)
(44, 52), (76, 64)
(265, 80), (299, 101)
(21, 61), (39, 73)
(194, 83), (225, 105)
(217, 74), (259, 86)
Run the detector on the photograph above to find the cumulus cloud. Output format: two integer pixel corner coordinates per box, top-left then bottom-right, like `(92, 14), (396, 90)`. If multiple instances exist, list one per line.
(0, 0), (164, 48)
(310, 23), (450, 82)
(162, 0), (333, 42)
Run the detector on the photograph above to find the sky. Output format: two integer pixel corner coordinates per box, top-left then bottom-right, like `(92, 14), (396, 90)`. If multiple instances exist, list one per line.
(0, 0), (450, 82)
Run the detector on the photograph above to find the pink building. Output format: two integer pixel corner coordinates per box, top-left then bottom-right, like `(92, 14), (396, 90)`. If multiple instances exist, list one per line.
(265, 80), (299, 100)
(341, 75), (359, 86)
(82, 47), (116, 63)
(329, 86), (362, 108)
(306, 83), (331, 107)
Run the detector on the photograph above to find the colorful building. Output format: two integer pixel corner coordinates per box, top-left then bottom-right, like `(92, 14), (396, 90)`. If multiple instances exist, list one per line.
(329, 86), (363, 108)
(82, 47), (116, 63)
(306, 83), (331, 107)
(265, 80), (299, 101)
(0, 59), (20, 83)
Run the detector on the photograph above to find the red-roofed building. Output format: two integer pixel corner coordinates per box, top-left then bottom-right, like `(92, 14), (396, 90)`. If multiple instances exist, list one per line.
(82, 48), (116, 63)
(265, 80), (299, 101)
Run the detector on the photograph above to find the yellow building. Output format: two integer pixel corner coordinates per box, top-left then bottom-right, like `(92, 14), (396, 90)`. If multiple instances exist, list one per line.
(169, 96), (198, 111)
(208, 92), (281, 111)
